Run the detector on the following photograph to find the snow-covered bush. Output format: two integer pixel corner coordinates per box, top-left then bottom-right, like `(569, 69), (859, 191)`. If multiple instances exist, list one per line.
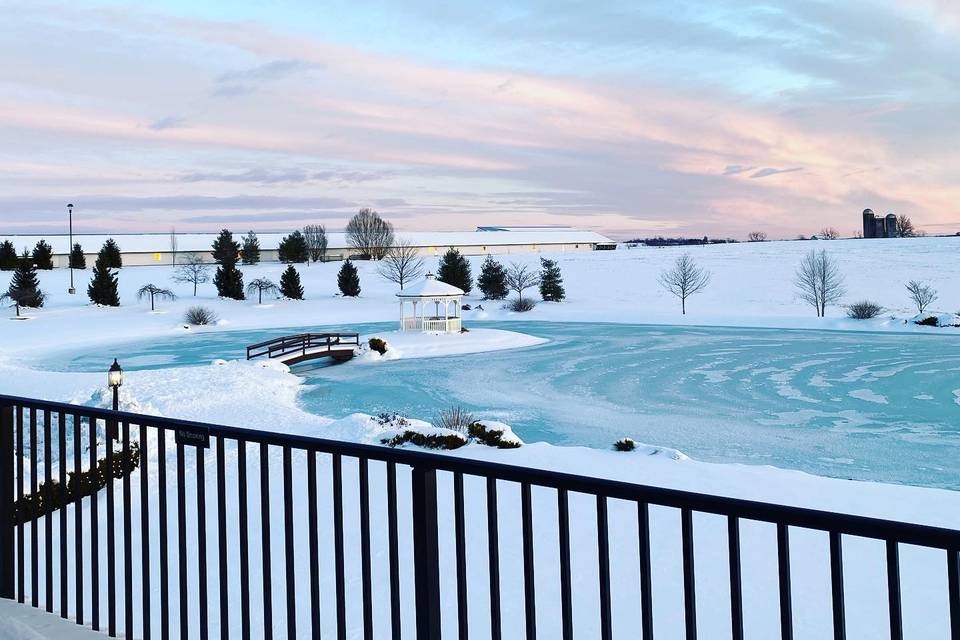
(381, 430), (467, 450)
(911, 312), (960, 327)
(468, 422), (521, 449)
(614, 437), (636, 452)
(434, 406), (475, 433)
(184, 305), (219, 325)
(506, 297), (536, 312)
(846, 301), (883, 320)
(368, 337), (388, 354)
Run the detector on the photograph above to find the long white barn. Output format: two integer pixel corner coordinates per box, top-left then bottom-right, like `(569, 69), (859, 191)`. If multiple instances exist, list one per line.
(1, 227), (616, 267)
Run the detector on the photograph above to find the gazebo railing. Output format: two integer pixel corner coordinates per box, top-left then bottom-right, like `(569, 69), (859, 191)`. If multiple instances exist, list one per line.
(403, 317), (461, 332)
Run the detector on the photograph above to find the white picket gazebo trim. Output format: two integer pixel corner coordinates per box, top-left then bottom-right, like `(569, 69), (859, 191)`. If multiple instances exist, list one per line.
(396, 274), (464, 333)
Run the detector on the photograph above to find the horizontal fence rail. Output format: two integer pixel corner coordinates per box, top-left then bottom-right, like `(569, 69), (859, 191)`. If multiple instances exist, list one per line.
(245, 332), (360, 361)
(0, 393), (959, 639)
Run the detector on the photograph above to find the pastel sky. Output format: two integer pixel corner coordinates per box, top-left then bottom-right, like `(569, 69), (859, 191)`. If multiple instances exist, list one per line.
(1, 1), (959, 239)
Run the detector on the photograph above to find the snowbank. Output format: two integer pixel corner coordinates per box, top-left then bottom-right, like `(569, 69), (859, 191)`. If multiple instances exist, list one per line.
(354, 328), (546, 363)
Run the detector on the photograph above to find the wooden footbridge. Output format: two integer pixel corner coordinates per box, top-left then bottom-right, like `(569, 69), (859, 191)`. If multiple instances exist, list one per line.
(246, 332), (360, 365)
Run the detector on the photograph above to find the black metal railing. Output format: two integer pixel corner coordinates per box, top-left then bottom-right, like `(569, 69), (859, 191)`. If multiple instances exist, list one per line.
(0, 394), (958, 639)
(245, 332), (360, 361)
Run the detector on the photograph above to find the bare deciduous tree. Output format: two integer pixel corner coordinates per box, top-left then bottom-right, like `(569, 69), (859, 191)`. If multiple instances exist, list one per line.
(172, 255), (211, 296)
(504, 263), (540, 302)
(795, 249), (846, 317)
(818, 227), (840, 240)
(345, 208), (394, 260)
(303, 224), (328, 263)
(747, 231), (767, 242)
(895, 215), (917, 238)
(137, 284), (176, 311)
(905, 280), (937, 313)
(658, 253), (710, 314)
(377, 240), (424, 289)
(246, 278), (278, 305)
(170, 227), (178, 265)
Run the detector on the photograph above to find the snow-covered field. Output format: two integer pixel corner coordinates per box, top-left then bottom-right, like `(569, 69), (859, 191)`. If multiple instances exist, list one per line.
(3, 236), (960, 638)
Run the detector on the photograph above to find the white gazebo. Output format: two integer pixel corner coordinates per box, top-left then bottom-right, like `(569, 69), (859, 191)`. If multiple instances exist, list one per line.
(397, 274), (464, 333)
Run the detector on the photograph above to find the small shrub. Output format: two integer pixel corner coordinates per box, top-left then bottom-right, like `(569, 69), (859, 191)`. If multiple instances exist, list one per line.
(184, 306), (218, 326)
(368, 337), (388, 354)
(434, 406), (476, 433)
(505, 297), (536, 312)
(846, 301), (883, 320)
(468, 422), (521, 449)
(373, 413), (410, 429)
(461, 303), (472, 311)
(614, 437), (636, 452)
(915, 315), (940, 327)
(381, 430), (466, 450)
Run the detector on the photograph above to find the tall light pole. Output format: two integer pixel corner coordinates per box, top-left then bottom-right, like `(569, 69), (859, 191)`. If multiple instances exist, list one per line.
(67, 203), (76, 294)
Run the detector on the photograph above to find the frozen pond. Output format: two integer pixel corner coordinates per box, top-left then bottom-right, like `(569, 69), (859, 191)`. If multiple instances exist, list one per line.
(51, 321), (960, 490)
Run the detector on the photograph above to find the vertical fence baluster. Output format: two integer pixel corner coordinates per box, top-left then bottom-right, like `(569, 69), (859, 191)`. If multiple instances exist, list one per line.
(216, 437), (228, 640)
(359, 457), (372, 640)
(58, 412), (67, 619)
(140, 425), (151, 640)
(123, 422), (133, 639)
(30, 408), (37, 608)
(307, 451), (322, 639)
(16, 406), (22, 605)
(777, 523), (793, 640)
(948, 549), (960, 640)
(90, 416), (100, 630)
(107, 417), (116, 637)
(197, 444), (209, 640)
(681, 508), (696, 640)
(521, 482), (537, 640)
(0, 403), (14, 601)
(177, 442), (188, 640)
(43, 410), (51, 613)
(283, 446), (296, 640)
(486, 477), (501, 640)
(387, 461), (401, 639)
(829, 531), (845, 640)
(238, 440), (250, 640)
(638, 502), (653, 640)
(333, 454), (345, 640)
(597, 495), (612, 640)
(158, 427), (169, 640)
(454, 472), (468, 640)
(728, 516), (743, 640)
(73, 413), (82, 624)
(557, 489), (573, 640)
(260, 443), (273, 640)
(412, 466), (441, 640)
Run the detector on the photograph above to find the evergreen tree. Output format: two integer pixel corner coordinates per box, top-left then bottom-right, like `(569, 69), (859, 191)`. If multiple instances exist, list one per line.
(70, 243), (86, 269)
(0, 240), (18, 270)
(477, 255), (508, 300)
(539, 257), (565, 302)
(337, 259), (361, 297)
(214, 261), (244, 300)
(32, 240), (54, 270)
(437, 247), (472, 294)
(4, 251), (45, 310)
(278, 230), (309, 263)
(280, 265), (304, 300)
(211, 229), (240, 265)
(98, 238), (122, 269)
(241, 231), (261, 265)
(87, 255), (120, 306)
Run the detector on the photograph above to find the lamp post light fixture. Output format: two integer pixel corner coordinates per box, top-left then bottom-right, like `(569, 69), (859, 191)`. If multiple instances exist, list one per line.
(108, 358), (123, 411)
(67, 203), (76, 294)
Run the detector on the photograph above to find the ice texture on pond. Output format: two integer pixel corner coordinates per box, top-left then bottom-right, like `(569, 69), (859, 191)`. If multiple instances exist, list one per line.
(44, 321), (960, 489)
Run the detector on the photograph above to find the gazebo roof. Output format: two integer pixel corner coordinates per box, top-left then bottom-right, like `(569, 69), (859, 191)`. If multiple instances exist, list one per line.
(396, 274), (465, 298)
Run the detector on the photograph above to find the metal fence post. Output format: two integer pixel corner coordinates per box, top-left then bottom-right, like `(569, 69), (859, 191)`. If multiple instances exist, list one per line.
(0, 404), (14, 599)
(412, 466), (441, 640)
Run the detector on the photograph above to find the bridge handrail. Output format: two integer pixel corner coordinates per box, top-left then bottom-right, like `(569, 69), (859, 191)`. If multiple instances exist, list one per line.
(245, 332), (360, 360)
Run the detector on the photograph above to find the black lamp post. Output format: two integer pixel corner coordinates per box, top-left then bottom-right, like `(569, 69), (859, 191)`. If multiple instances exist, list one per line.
(108, 358), (123, 411)
(67, 203), (75, 294)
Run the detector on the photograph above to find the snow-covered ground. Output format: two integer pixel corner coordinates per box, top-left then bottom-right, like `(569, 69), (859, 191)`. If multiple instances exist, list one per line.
(3, 236), (960, 638)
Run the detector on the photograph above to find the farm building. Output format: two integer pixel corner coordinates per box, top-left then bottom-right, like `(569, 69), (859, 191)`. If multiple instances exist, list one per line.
(0, 226), (615, 267)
